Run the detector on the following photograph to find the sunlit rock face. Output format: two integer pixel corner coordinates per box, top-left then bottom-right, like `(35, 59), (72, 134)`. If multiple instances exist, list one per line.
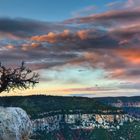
(0, 107), (32, 140)
(32, 113), (136, 133)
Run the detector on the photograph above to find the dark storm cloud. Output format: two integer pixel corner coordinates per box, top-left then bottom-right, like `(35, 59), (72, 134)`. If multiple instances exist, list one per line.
(0, 18), (76, 38)
(0, 41), (81, 70)
(64, 9), (140, 27)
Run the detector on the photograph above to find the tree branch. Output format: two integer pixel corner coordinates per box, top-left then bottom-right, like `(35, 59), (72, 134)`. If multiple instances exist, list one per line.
(0, 62), (39, 93)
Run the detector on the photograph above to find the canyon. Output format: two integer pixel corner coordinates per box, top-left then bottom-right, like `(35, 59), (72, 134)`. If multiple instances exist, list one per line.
(32, 113), (137, 133)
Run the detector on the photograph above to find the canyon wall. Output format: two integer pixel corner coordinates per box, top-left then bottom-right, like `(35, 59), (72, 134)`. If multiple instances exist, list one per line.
(32, 113), (136, 133)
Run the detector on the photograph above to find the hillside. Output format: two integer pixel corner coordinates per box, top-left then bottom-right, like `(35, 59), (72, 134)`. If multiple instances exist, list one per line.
(0, 95), (120, 119)
(96, 96), (140, 118)
(96, 96), (140, 106)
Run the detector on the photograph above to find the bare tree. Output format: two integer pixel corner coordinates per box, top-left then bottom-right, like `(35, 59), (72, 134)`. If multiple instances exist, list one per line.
(0, 62), (39, 93)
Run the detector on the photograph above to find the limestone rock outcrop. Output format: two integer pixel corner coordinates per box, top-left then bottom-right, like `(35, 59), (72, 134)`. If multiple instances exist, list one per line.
(32, 113), (136, 133)
(0, 107), (32, 140)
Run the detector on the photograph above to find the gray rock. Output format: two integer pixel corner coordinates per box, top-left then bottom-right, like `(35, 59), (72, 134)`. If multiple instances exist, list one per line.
(0, 107), (32, 140)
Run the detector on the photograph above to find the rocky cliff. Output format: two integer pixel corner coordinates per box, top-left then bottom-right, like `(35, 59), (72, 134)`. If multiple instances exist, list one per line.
(0, 107), (32, 140)
(32, 113), (136, 134)
(97, 97), (140, 118)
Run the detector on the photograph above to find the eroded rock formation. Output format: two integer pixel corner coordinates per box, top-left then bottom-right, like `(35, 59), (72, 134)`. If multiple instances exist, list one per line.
(0, 107), (32, 140)
(32, 113), (136, 133)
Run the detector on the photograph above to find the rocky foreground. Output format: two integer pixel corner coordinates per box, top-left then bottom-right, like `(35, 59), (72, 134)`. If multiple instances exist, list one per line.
(0, 107), (31, 140)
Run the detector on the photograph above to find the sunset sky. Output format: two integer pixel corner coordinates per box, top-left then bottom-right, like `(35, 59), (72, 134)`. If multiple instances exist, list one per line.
(0, 0), (140, 97)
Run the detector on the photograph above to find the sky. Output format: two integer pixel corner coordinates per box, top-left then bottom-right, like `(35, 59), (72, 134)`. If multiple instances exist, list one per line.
(0, 0), (140, 97)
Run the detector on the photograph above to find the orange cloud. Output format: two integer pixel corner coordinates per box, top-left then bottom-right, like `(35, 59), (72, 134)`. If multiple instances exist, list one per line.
(6, 45), (15, 49)
(31, 29), (98, 43)
(108, 68), (125, 78)
(0, 32), (21, 40)
(21, 43), (40, 51)
(117, 48), (140, 64)
(77, 30), (90, 40)
(31, 30), (71, 43)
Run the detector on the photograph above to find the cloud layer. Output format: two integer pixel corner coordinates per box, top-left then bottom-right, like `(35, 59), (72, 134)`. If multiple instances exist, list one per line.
(0, 0), (140, 95)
